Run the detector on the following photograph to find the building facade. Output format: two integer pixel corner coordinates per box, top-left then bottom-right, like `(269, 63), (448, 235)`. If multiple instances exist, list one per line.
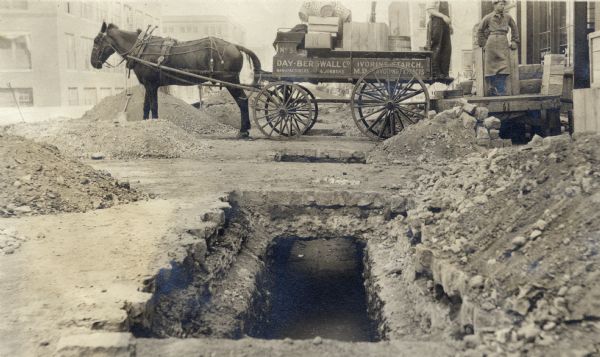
(396, 0), (593, 89)
(162, 15), (245, 44)
(0, 0), (161, 108)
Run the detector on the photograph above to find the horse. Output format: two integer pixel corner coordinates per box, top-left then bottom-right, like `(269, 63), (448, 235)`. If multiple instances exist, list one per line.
(90, 21), (262, 138)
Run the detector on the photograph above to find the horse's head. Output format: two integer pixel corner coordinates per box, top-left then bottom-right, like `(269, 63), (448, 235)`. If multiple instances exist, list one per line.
(91, 21), (116, 69)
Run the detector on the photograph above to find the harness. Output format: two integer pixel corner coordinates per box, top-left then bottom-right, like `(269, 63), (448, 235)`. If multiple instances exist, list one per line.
(98, 28), (239, 86)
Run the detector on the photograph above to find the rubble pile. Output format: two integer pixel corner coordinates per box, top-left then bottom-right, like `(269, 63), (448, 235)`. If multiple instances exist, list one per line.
(398, 133), (600, 354)
(3, 118), (212, 160)
(0, 134), (148, 218)
(369, 105), (485, 163)
(369, 100), (520, 163)
(82, 85), (235, 136)
(2, 85), (238, 159)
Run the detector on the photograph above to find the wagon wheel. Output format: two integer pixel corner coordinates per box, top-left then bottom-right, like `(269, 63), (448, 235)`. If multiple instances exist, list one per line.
(252, 82), (313, 138)
(297, 84), (319, 131)
(351, 67), (430, 140)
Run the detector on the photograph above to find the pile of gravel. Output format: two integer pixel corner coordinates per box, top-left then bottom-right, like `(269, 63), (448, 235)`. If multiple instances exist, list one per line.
(396, 132), (600, 355)
(4, 118), (212, 160)
(0, 134), (148, 218)
(369, 107), (484, 163)
(81, 85), (236, 136)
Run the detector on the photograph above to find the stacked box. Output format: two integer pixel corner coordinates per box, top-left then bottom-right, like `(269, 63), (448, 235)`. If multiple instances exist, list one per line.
(541, 54), (566, 96)
(342, 22), (389, 51)
(305, 32), (333, 49)
(307, 16), (341, 33)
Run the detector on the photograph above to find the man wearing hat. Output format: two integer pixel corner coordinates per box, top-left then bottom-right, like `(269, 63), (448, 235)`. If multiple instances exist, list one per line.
(477, 0), (519, 96)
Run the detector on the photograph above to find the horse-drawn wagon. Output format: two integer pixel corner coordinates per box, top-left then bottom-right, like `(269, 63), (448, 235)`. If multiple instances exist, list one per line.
(91, 7), (452, 142)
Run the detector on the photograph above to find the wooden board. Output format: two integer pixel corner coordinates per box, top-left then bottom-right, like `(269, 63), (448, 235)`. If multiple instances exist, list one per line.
(305, 32), (333, 49)
(436, 94), (561, 113)
(541, 54), (566, 95)
(342, 22), (388, 51)
(519, 79), (542, 94)
(474, 47), (485, 96)
(573, 88), (600, 133)
(272, 54), (431, 79)
(519, 64), (543, 80)
(509, 49), (520, 95)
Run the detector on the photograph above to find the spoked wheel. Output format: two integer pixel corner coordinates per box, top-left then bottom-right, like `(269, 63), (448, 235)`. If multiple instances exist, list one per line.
(297, 84), (319, 131)
(252, 82), (314, 138)
(351, 66), (430, 140)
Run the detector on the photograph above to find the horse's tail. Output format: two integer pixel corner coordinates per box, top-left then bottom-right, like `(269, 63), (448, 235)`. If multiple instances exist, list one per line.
(235, 45), (262, 86)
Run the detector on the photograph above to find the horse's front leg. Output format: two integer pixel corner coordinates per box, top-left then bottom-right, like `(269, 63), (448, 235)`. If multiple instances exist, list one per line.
(143, 85), (151, 120)
(150, 86), (159, 119)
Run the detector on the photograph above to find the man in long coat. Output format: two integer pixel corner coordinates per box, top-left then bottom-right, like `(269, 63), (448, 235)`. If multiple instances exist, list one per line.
(426, 1), (453, 79)
(477, 0), (519, 96)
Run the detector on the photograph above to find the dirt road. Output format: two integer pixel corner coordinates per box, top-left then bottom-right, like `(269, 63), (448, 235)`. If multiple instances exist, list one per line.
(1, 102), (599, 356)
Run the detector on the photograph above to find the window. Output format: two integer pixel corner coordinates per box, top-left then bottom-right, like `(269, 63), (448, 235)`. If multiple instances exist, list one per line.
(124, 5), (134, 30)
(135, 10), (143, 28)
(115, 87), (125, 94)
(82, 2), (95, 20)
(99, 87), (112, 100)
(527, 1), (568, 64)
(0, 0), (28, 10)
(0, 33), (32, 70)
(68, 87), (79, 106)
(82, 87), (97, 105)
(418, 3), (427, 29)
(65, 33), (76, 70)
(0, 87), (33, 107)
(97, 3), (108, 22)
(80, 37), (93, 70)
(112, 4), (122, 25)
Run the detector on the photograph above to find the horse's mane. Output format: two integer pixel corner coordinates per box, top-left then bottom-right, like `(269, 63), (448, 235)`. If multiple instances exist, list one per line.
(106, 23), (142, 36)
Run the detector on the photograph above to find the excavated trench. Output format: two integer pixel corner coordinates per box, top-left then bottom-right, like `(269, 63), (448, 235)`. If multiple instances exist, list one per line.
(127, 190), (466, 345)
(246, 236), (379, 342)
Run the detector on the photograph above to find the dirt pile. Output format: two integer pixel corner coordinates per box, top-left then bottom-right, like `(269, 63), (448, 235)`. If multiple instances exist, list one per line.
(3, 118), (212, 160)
(2, 85), (238, 159)
(400, 133), (600, 354)
(82, 86), (235, 136)
(0, 134), (148, 219)
(369, 107), (484, 163)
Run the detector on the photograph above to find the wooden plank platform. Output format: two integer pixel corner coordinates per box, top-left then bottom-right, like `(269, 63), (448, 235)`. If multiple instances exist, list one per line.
(435, 94), (561, 113)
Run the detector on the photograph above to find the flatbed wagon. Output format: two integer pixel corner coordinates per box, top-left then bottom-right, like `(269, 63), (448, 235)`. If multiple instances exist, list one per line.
(250, 33), (455, 140)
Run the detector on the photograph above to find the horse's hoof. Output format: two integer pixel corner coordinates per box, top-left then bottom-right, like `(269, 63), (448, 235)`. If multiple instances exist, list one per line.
(236, 132), (252, 140)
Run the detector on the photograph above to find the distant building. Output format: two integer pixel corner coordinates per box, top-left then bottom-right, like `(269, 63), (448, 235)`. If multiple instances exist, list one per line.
(0, 1), (161, 109)
(162, 15), (245, 44)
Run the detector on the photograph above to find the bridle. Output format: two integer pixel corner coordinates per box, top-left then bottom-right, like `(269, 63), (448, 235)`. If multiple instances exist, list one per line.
(92, 32), (121, 68)
(92, 26), (156, 68)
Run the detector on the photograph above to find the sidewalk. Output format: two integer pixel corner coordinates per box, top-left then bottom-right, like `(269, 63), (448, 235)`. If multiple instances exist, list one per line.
(0, 106), (92, 126)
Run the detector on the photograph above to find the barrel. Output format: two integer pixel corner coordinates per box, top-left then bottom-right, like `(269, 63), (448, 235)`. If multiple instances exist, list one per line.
(388, 35), (411, 51)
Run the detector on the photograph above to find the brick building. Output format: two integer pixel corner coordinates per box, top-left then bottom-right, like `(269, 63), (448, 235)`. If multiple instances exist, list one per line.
(0, 0), (161, 109)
